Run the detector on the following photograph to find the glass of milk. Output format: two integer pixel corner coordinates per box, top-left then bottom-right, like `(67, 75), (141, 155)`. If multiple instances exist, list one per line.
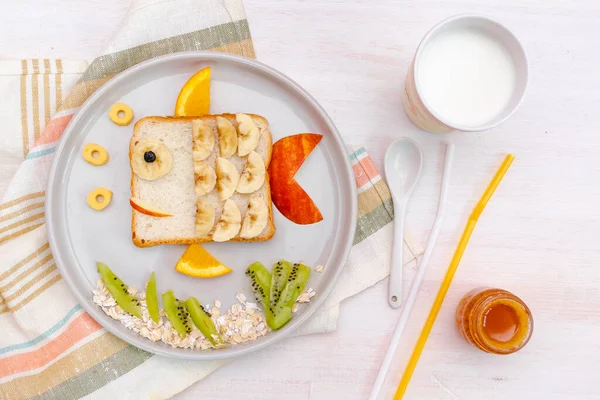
(403, 15), (528, 133)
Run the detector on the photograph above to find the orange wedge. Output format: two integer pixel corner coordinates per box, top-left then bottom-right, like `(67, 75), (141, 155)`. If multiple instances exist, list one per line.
(174, 67), (211, 116)
(174, 243), (232, 278)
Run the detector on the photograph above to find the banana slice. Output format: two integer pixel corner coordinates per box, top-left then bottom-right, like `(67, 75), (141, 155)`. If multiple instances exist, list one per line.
(236, 113), (261, 157)
(212, 199), (241, 242)
(237, 151), (266, 194)
(216, 116), (238, 158)
(216, 157), (240, 201)
(240, 195), (268, 239)
(131, 139), (173, 181)
(192, 120), (215, 161)
(195, 199), (215, 236)
(194, 161), (216, 196)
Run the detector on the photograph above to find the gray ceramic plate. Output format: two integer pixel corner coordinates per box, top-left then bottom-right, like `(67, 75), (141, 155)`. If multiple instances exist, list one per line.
(46, 52), (356, 360)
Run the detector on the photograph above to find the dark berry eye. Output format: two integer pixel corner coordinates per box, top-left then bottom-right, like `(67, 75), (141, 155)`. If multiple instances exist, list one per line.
(144, 151), (156, 163)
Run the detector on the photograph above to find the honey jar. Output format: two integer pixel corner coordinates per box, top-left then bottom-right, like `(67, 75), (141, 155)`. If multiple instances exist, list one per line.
(456, 288), (533, 355)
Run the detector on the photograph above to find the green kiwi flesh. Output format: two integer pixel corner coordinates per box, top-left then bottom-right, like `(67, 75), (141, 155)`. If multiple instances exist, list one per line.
(276, 263), (311, 309)
(246, 261), (271, 311)
(162, 290), (190, 338)
(185, 297), (224, 346)
(267, 263), (311, 330)
(267, 305), (293, 330)
(270, 260), (293, 307)
(97, 262), (142, 319)
(145, 272), (160, 323)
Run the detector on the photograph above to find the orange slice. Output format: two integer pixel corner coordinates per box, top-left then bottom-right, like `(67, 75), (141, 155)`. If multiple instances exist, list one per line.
(174, 243), (232, 278)
(174, 67), (211, 116)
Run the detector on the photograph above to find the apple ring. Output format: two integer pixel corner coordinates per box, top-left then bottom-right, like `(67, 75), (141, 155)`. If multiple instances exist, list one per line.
(87, 187), (113, 211)
(109, 103), (134, 126)
(82, 143), (109, 166)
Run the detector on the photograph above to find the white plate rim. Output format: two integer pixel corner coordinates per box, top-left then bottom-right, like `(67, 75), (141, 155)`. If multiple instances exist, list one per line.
(46, 51), (357, 360)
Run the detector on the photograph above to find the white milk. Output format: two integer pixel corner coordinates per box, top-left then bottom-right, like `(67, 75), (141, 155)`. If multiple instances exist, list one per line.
(417, 27), (517, 128)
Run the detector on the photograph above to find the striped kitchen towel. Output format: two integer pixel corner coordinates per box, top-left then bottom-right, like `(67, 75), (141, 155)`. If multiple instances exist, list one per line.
(0, 0), (422, 399)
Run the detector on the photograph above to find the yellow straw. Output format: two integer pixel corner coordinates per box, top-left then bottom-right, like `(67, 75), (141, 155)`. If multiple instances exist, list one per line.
(394, 154), (515, 400)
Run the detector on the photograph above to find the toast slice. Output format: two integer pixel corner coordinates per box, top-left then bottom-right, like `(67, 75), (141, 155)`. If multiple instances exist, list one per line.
(130, 114), (275, 247)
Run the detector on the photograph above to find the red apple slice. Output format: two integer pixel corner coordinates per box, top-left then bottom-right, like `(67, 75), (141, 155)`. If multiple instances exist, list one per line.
(268, 133), (323, 225)
(129, 197), (173, 217)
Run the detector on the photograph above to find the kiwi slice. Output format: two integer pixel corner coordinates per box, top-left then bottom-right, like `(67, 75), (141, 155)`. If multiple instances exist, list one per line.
(268, 263), (311, 330)
(162, 290), (190, 338)
(97, 262), (142, 319)
(145, 272), (160, 323)
(246, 262), (271, 312)
(270, 260), (293, 307)
(246, 261), (294, 330)
(276, 263), (311, 309)
(185, 297), (224, 346)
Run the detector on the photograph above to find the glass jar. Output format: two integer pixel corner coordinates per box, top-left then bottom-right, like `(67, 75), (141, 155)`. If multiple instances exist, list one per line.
(456, 288), (533, 355)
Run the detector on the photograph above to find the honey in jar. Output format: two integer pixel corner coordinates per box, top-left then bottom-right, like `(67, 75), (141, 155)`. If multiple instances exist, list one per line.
(456, 288), (533, 355)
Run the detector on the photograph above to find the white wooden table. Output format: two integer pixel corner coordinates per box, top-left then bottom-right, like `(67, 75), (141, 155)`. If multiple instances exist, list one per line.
(2, 1), (600, 399)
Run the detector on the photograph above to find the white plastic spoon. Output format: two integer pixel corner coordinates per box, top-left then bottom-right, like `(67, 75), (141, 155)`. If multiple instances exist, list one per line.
(384, 138), (423, 309)
(369, 143), (454, 400)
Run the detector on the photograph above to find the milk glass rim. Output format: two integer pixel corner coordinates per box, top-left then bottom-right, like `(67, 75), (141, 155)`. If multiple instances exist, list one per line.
(413, 14), (529, 132)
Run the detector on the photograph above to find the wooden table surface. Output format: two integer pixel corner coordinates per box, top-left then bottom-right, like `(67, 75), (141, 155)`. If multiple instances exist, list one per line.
(2, 1), (599, 399)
